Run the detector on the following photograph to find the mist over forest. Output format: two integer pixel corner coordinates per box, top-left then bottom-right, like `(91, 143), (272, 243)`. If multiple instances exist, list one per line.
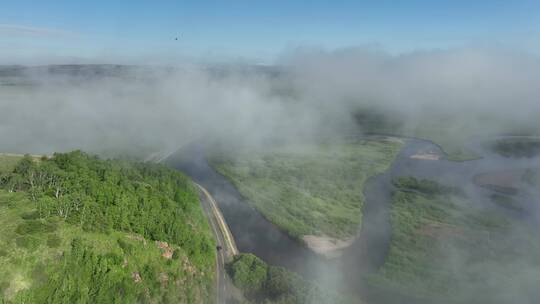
(1, 47), (539, 157)
(2, 46), (540, 304)
(3, 2), (540, 304)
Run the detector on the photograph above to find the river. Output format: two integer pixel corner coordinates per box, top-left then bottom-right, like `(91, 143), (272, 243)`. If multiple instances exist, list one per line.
(165, 136), (540, 303)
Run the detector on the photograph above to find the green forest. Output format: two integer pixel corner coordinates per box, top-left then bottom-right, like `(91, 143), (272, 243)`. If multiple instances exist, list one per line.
(226, 253), (357, 304)
(0, 152), (215, 303)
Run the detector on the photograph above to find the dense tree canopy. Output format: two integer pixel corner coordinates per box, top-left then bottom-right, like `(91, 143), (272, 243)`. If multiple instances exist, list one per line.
(227, 253), (356, 304)
(0, 151), (215, 303)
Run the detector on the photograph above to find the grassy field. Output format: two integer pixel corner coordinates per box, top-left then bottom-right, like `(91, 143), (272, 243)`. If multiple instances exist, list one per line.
(369, 177), (540, 303)
(0, 155), (40, 174)
(0, 155), (22, 174)
(210, 138), (403, 241)
(0, 152), (215, 303)
(0, 154), (44, 175)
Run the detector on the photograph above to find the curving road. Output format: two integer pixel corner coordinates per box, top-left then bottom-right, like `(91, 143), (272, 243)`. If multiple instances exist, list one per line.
(158, 151), (240, 303)
(195, 182), (239, 304)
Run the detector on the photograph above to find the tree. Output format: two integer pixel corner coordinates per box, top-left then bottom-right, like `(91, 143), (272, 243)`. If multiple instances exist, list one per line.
(228, 254), (268, 298)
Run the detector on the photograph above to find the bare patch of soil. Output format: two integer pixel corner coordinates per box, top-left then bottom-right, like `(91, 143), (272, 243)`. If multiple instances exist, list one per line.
(302, 235), (355, 258)
(155, 241), (173, 259)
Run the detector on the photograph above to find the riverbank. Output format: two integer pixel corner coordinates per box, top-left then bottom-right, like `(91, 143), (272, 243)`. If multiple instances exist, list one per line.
(302, 235), (355, 258)
(168, 135), (540, 303)
(208, 137), (403, 256)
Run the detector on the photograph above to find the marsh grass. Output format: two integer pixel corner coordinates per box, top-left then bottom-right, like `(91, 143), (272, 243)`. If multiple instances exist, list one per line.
(210, 139), (402, 240)
(370, 177), (540, 302)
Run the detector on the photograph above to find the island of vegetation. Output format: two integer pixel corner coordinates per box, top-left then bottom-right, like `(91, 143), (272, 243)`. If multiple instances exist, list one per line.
(369, 177), (540, 303)
(226, 253), (357, 304)
(210, 137), (403, 256)
(0, 152), (215, 303)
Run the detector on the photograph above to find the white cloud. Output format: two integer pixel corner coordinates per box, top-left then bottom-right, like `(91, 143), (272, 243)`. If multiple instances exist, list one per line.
(0, 24), (73, 38)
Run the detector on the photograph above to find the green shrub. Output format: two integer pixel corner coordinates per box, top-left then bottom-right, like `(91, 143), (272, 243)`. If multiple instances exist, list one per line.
(227, 253), (355, 304)
(31, 263), (49, 286)
(31, 238), (142, 303)
(117, 238), (135, 255)
(15, 220), (57, 235)
(228, 254), (268, 297)
(265, 266), (297, 299)
(15, 235), (41, 251)
(20, 210), (40, 220)
(0, 281), (9, 294)
(46, 234), (62, 248)
(172, 249), (182, 260)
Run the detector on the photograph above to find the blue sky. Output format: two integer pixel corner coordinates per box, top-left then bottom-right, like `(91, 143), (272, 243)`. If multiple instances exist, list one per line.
(1, 0), (539, 64)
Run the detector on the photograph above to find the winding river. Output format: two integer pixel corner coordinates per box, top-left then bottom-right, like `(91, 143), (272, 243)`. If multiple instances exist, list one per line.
(165, 136), (540, 302)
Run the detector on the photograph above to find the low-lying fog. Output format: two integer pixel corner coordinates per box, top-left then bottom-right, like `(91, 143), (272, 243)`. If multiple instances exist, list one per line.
(2, 46), (540, 304)
(1, 47), (539, 156)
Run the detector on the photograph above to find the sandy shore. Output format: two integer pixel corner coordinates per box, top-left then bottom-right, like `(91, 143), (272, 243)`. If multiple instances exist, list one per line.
(382, 136), (406, 144)
(410, 152), (441, 160)
(302, 235), (355, 258)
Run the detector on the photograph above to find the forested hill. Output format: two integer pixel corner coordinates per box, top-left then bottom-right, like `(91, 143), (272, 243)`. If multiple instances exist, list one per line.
(0, 151), (215, 303)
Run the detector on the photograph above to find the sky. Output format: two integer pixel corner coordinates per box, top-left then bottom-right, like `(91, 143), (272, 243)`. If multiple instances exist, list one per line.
(1, 0), (539, 64)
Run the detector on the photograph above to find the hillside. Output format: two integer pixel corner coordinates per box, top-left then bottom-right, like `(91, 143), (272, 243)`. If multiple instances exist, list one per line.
(0, 152), (215, 303)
